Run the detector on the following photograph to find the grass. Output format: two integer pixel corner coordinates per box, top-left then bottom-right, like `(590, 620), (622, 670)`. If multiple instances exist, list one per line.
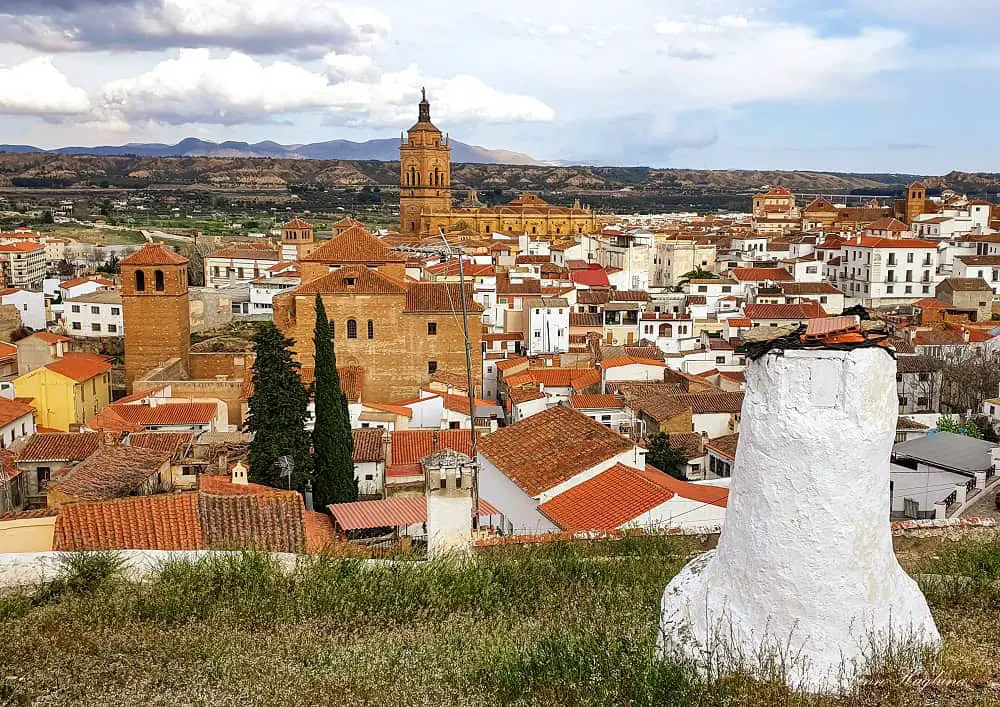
(1, 534), (1000, 705)
(35, 224), (147, 246)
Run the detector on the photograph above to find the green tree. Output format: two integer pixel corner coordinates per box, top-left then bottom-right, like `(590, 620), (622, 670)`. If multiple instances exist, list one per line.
(311, 295), (357, 507)
(645, 433), (688, 480)
(247, 323), (313, 490)
(680, 267), (717, 281)
(40, 210), (54, 224)
(97, 252), (120, 274)
(936, 414), (984, 439)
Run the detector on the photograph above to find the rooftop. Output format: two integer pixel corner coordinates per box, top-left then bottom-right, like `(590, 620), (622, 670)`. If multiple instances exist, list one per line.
(478, 406), (636, 497)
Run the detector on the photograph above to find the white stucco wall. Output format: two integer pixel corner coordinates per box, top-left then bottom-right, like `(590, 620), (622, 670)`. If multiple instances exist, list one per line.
(658, 347), (939, 691)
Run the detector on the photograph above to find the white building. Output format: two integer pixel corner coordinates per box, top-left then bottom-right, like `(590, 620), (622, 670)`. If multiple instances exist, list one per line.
(838, 236), (939, 306)
(203, 244), (281, 289)
(0, 396), (36, 449)
(249, 276), (300, 316)
(953, 255), (1000, 295)
(525, 297), (570, 356)
(0, 287), (45, 331)
(57, 276), (114, 302)
(0, 243), (45, 289)
(63, 291), (123, 338)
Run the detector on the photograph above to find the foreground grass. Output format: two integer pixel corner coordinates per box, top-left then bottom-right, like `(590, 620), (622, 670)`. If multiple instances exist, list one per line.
(1, 535), (1000, 705)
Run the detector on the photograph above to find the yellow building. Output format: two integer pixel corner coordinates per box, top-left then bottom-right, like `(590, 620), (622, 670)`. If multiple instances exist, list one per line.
(399, 90), (599, 238)
(14, 353), (112, 431)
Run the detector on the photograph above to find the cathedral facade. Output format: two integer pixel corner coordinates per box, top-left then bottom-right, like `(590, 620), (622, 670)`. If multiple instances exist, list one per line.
(399, 91), (599, 238)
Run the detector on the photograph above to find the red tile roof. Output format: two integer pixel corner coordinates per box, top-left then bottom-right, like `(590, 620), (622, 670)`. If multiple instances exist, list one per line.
(121, 244), (189, 266)
(54, 493), (202, 551)
(301, 226), (404, 264)
(328, 496), (499, 531)
(601, 357), (666, 369)
(0, 242), (43, 253)
(44, 352), (112, 382)
(744, 302), (827, 320)
(570, 265), (610, 288)
(642, 466), (729, 507)
(295, 266), (407, 295)
(726, 317), (752, 327)
(404, 282), (484, 313)
(569, 394), (625, 410)
(850, 237), (937, 249)
(207, 244), (280, 260)
(88, 402), (218, 431)
(729, 267), (794, 282)
(50, 446), (172, 501)
(706, 433), (739, 460)
(16, 432), (102, 462)
(504, 368), (601, 391)
(127, 431), (195, 454)
(538, 463), (672, 531)
(0, 396), (34, 427)
(866, 217), (909, 232)
(352, 427), (385, 463)
(390, 429), (478, 466)
(477, 406), (636, 497)
(283, 217), (313, 230)
(31, 332), (72, 345)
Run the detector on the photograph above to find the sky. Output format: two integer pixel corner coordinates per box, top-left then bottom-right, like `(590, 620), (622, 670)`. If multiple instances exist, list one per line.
(0, 0), (996, 172)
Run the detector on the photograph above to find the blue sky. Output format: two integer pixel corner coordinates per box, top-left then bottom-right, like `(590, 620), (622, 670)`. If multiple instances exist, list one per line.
(0, 0), (995, 172)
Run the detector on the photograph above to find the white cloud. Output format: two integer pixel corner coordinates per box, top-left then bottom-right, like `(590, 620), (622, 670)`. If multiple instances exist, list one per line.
(93, 49), (554, 127)
(650, 17), (905, 110)
(0, 57), (90, 116)
(5, 0), (390, 56)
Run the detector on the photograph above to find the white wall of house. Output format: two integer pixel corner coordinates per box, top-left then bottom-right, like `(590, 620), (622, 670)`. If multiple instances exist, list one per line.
(0, 289), (45, 330)
(692, 412), (738, 438)
(510, 396), (549, 423)
(478, 455), (561, 535)
(526, 305), (570, 356)
(0, 410), (35, 449)
(625, 483), (729, 531)
(64, 299), (123, 337)
(404, 394), (445, 429)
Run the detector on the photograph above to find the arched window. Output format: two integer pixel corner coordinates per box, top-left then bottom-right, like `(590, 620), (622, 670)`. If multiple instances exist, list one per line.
(328, 320), (335, 337)
(134, 270), (146, 292)
(347, 319), (358, 339)
(367, 320), (374, 339)
(154, 269), (165, 292)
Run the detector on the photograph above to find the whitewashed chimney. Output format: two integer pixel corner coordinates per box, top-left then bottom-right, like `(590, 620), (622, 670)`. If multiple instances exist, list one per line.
(423, 449), (475, 560)
(658, 347), (939, 692)
(230, 460), (248, 486)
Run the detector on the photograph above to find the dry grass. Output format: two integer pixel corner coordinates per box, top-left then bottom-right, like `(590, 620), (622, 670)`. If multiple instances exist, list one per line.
(1, 534), (1000, 705)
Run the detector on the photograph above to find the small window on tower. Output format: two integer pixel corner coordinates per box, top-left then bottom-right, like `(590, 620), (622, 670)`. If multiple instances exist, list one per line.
(135, 270), (145, 292)
(428, 322), (437, 336)
(428, 360), (438, 374)
(367, 320), (374, 339)
(347, 319), (358, 339)
(154, 270), (164, 292)
(344, 277), (356, 286)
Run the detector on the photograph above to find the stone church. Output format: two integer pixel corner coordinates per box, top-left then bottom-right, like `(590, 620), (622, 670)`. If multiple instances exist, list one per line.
(399, 90), (599, 239)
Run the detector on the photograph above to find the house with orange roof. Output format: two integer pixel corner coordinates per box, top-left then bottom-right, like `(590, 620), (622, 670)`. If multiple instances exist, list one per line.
(56, 276), (115, 302)
(0, 242), (45, 289)
(839, 235), (939, 306)
(751, 185), (800, 235)
(15, 331), (76, 376)
(0, 341), (17, 381)
(13, 352), (111, 431)
(477, 405), (648, 534)
(204, 242), (281, 289)
(600, 356), (667, 390)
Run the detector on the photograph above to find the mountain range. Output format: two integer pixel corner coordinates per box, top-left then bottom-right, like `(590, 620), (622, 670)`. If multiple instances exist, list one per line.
(0, 137), (546, 166)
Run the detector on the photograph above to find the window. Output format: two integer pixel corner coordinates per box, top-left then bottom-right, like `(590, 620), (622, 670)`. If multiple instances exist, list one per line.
(428, 322), (437, 335)
(111, 307), (120, 316)
(37, 466), (51, 490)
(91, 306), (100, 315)
(449, 421), (461, 430)
(328, 320), (335, 337)
(71, 322), (81, 330)
(367, 320), (374, 339)
(917, 397), (929, 408)
(440, 476), (447, 489)
(428, 360), (438, 374)
(905, 285), (912, 294)
(213, 266), (220, 277)
(346, 319), (357, 339)
(154, 270), (164, 292)
(91, 323), (101, 332)
(697, 286), (708, 293)
(238, 267), (245, 279)
(135, 271), (145, 291)
(71, 305), (80, 313)
(907, 252), (914, 264)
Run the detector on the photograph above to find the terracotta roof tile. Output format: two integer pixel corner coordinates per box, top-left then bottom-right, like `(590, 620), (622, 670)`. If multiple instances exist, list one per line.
(0, 397), (34, 427)
(478, 406), (635, 497)
(577, 290), (611, 305)
(405, 282), (484, 313)
(569, 394), (625, 410)
(121, 244), (188, 266)
(294, 266), (407, 295)
(207, 244), (280, 260)
(45, 352), (112, 382)
(328, 496), (499, 531)
(390, 429), (478, 466)
(283, 217), (313, 230)
(706, 433), (740, 460)
(353, 428), (385, 463)
(127, 431), (194, 454)
(538, 463), (673, 531)
(54, 494), (201, 551)
(729, 267), (794, 282)
(301, 226), (404, 264)
(16, 432), (102, 462)
(89, 403), (217, 431)
(338, 366), (365, 402)
(744, 302), (827, 320)
(640, 465), (729, 507)
(198, 492), (306, 552)
(601, 356), (666, 369)
(50, 446), (172, 501)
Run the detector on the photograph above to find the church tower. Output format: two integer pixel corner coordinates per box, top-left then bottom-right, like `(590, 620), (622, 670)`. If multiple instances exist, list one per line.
(121, 244), (191, 391)
(399, 88), (451, 236)
(905, 181), (927, 224)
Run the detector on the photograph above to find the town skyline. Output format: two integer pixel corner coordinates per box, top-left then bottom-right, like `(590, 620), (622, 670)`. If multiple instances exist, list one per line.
(0, 1), (997, 172)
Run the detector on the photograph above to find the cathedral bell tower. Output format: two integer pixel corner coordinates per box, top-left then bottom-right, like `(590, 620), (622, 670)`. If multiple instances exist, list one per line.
(399, 88), (451, 236)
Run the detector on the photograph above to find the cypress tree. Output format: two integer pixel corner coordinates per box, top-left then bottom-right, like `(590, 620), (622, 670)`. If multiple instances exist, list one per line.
(312, 294), (357, 507)
(247, 323), (313, 489)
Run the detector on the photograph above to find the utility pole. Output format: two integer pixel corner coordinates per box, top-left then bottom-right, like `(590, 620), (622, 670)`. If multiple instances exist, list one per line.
(439, 228), (480, 529)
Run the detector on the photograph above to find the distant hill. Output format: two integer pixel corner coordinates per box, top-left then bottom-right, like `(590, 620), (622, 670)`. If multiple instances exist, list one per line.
(0, 137), (545, 166)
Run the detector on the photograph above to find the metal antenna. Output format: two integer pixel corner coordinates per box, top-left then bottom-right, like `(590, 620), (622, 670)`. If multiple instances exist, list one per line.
(439, 227), (480, 527)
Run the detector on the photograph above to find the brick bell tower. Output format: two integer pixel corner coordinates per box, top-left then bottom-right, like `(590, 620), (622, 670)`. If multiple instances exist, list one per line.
(121, 244), (191, 391)
(399, 88), (451, 236)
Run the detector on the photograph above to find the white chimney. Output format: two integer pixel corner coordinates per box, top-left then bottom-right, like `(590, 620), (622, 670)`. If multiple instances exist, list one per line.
(658, 347), (939, 692)
(230, 460), (249, 485)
